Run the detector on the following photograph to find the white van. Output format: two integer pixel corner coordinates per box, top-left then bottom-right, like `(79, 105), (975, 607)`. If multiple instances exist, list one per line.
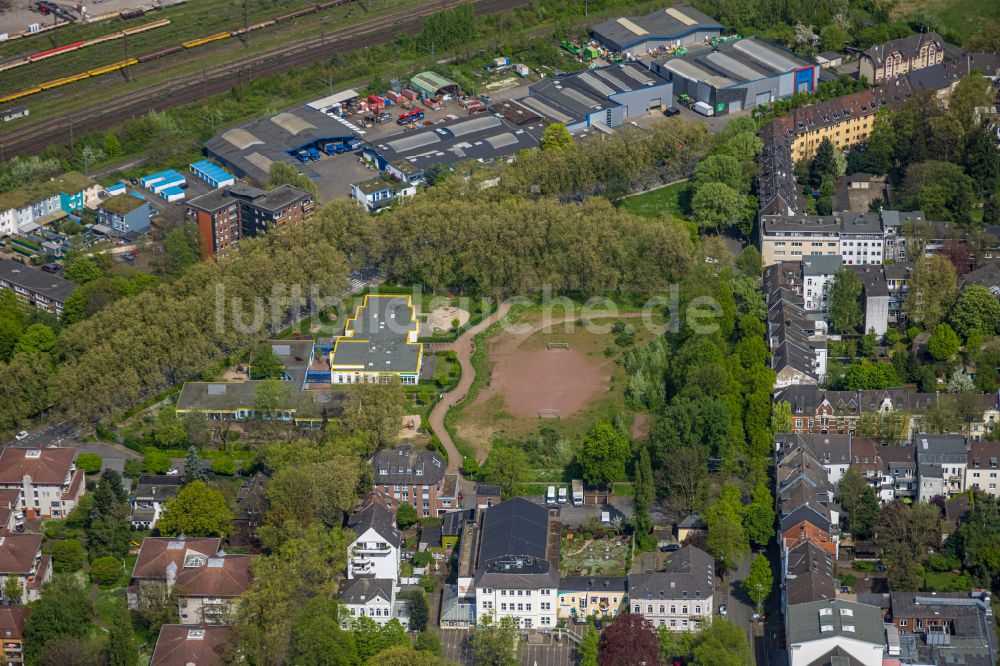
(558, 487), (568, 504)
(546, 485), (557, 505)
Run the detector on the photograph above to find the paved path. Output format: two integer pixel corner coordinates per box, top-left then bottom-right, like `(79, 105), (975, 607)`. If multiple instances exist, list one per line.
(428, 301), (514, 474)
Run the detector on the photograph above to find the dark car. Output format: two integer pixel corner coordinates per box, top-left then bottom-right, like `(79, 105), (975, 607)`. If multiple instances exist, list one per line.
(663, 107), (681, 117)
(41, 263), (61, 274)
(659, 543), (680, 552)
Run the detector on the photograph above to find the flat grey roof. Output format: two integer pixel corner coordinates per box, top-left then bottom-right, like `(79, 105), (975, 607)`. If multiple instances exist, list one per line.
(331, 295), (421, 374)
(657, 36), (812, 88)
(524, 63), (672, 124)
(205, 105), (356, 183)
(0, 259), (74, 303)
(591, 5), (722, 51)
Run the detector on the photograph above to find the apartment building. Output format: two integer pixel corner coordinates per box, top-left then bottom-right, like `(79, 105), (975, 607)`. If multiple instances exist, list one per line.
(0, 490), (23, 535)
(347, 501), (401, 582)
(877, 591), (999, 666)
(966, 441), (1000, 496)
(0, 259), (75, 317)
(371, 445), (460, 518)
(760, 212), (887, 267)
(150, 624), (233, 666)
(0, 171), (99, 238)
(776, 433), (851, 485)
(0, 605), (28, 665)
(628, 545), (715, 632)
(174, 554), (253, 625)
(786, 599), (885, 666)
(557, 576), (627, 622)
(0, 534), (51, 603)
(186, 184), (314, 259)
(473, 498), (559, 630)
(0, 447), (84, 519)
(859, 33), (944, 85)
(782, 541), (836, 613)
(96, 194), (154, 237)
(802, 255), (841, 312)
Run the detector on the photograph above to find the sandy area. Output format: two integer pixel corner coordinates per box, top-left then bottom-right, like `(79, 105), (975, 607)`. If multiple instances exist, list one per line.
(399, 414), (421, 439)
(426, 306), (469, 333)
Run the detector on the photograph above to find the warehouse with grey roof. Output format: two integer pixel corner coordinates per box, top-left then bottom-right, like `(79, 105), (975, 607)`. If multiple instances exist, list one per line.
(520, 62), (673, 131)
(652, 36), (818, 115)
(591, 5), (722, 53)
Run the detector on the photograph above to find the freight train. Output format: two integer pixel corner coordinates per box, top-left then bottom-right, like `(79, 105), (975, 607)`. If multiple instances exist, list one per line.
(0, 0), (352, 106)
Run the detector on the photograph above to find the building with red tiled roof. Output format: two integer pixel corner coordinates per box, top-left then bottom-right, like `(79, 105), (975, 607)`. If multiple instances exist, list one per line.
(0, 447), (85, 519)
(0, 489), (23, 535)
(150, 624), (233, 666)
(128, 537), (221, 609)
(0, 605), (29, 665)
(0, 534), (51, 603)
(176, 555), (253, 625)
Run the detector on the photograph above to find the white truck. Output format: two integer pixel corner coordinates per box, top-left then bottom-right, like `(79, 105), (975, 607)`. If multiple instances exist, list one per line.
(692, 101), (715, 116)
(546, 485), (557, 506)
(571, 479), (584, 506)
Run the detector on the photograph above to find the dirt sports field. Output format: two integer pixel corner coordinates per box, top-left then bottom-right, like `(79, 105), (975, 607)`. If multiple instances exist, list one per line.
(452, 310), (655, 458)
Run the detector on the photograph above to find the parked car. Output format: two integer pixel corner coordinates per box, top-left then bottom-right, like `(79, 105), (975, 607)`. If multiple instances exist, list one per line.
(557, 487), (568, 504)
(718, 604), (727, 616)
(659, 544), (680, 553)
(663, 107), (680, 116)
(41, 263), (61, 273)
(15, 431), (28, 441)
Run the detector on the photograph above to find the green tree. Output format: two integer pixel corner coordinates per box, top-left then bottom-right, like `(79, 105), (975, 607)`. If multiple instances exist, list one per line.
(13, 323), (57, 356)
(744, 483), (775, 547)
(809, 138), (838, 188)
(23, 576), (92, 663)
(743, 554), (773, 611)
(472, 616), (518, 666)
(828, 268), (864, 333)
(103, 132), (122, 157)
(541, 123), (574, 151)
(108, 596), (138, 666)
(928, 323), (960, 361)
(691, 181), (747, 232)
(250, 345), (285, 380)
(211, 455), (237, 476)
(633, 448), (656, 551)
(50, 539), (86, 573)
(353, 617), (408, 663)
(950, 285), (1000, 339)
(268, 161), (317, 194)
(395, 501), (418, 529)
(735, 246), (763, 278)
(63, 256), (103, 284)
(578, 422), (630, 488)
(344, 380), (406, 453)
(75, 453), (102, 474)
(90, 556), (122, 585)
(479, 446), (530, 500)
(692, 619), (753, 666)
(253, 378), (293, 422)
(289, 597), (358, 666)
(153, 405), (187, 448)
(819, 24), (849, 51)
(143, 448), (171, 474)
(907, 254), (958, 327)
(162, 226), (199, 277)
(157, 480), (233, 537)
(694, 155), (744, 192)
(182, 445), (205, 484)
(3, 575), (23, 604)
(404, 590), (429, 632)
(579, 626), (599, 666)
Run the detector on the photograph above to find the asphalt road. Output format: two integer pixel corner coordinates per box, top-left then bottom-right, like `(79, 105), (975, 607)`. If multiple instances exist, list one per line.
(718, 555), (758, 662)
(3, 419), (77, 448)
(75, 442), (141, 475)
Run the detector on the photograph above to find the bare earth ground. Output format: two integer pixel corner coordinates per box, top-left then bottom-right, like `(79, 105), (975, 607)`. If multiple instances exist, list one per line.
(421, 306), (470, 336)
(398, 414), (421, 439)
(485, 347), (609, 418)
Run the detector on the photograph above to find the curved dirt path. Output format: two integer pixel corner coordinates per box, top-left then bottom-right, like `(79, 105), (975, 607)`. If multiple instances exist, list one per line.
(429, 306), (650, 472)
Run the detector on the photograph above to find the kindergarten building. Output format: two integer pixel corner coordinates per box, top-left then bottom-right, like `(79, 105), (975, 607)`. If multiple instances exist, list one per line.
(330, 295), (422, 385)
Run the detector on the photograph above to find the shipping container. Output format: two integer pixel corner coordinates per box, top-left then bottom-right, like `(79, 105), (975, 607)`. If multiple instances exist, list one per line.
(365, 94), (385, 110)
(401, 88), (417, 101)
(385, 90), (403, 104)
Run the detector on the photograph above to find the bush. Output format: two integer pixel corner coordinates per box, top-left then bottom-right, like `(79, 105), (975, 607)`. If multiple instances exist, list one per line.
(925, 552), (960, 572)
(123, 459), (144, 478)
(50, 539), (86, 573)
(853, 560), (876, 572)
(419, 573), (437, 593)
(89, 556), (122, 586)
(211, 456), (237, 476)
(75, 453), (103, 474)
(396, 503), (418, 529)
(412, 551), (432, 567)
(143, 448), (171, 474)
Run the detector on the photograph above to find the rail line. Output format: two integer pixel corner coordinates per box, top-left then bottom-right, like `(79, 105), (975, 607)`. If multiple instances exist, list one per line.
(0, 0), (530, 158)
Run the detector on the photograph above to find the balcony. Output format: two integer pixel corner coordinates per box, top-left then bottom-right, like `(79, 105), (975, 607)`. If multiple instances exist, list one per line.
(351, 559), (375, 576)
(353, 543), (391, 554)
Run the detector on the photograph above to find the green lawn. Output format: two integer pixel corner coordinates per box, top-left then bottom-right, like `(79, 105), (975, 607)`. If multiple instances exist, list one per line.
(94, 587), (125, 627)
(922, 571), (969, 592)
(618, 180), (690, 220)
(895, 0), (1000, 39)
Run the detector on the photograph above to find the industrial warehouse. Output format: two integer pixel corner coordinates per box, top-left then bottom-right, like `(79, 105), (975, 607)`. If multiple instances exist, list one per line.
(203, 105), (360, 184)
(519, 62), (674, 131)
(590, 5), (722, 54)
(650, 35), (818, 115)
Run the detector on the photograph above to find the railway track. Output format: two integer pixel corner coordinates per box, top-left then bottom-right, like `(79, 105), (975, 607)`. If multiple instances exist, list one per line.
(0, 0), (531, 158)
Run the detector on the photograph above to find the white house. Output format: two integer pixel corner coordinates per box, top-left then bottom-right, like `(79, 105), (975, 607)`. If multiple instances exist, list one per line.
(347, 501), (401, 581)
(802, 255), (842, 312)
(338, 578), (398, 628)
(350, 177), (417, 213)
(129, 475), (183, 529)
(786, 600), (885, 666)
(0, 448), (85, 519)
(628, 545), (715, 631)
(473, 498), (559, 630)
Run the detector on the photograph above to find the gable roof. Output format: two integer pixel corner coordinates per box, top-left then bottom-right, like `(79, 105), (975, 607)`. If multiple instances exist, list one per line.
(134, 475), (185, 503)
(175, 554), (253, 598)
(628, 546), (715, 603)
(348, 501), (401, 548)
(785, 541), (836, 606)
(338, 577), (394, 605)
(0, 605), (28, 640)
(863, 32), (943, 67)
(0, 534), (41, 575)
(371, 445), (446, 486)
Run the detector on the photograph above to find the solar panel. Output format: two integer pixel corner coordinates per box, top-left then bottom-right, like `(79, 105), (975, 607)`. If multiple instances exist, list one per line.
(578, 72), (617, 97)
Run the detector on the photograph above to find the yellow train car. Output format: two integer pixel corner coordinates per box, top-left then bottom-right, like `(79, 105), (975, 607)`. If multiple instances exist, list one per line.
(87, 58), (138, 76)
(181, 32), (230, 48)
(0, 87), (42, 104)
(40, 72), (91, 90)
(122, 18), (171, 35)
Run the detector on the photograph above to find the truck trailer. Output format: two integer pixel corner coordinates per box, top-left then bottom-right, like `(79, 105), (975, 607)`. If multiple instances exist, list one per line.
(572, 479), (583, 506)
